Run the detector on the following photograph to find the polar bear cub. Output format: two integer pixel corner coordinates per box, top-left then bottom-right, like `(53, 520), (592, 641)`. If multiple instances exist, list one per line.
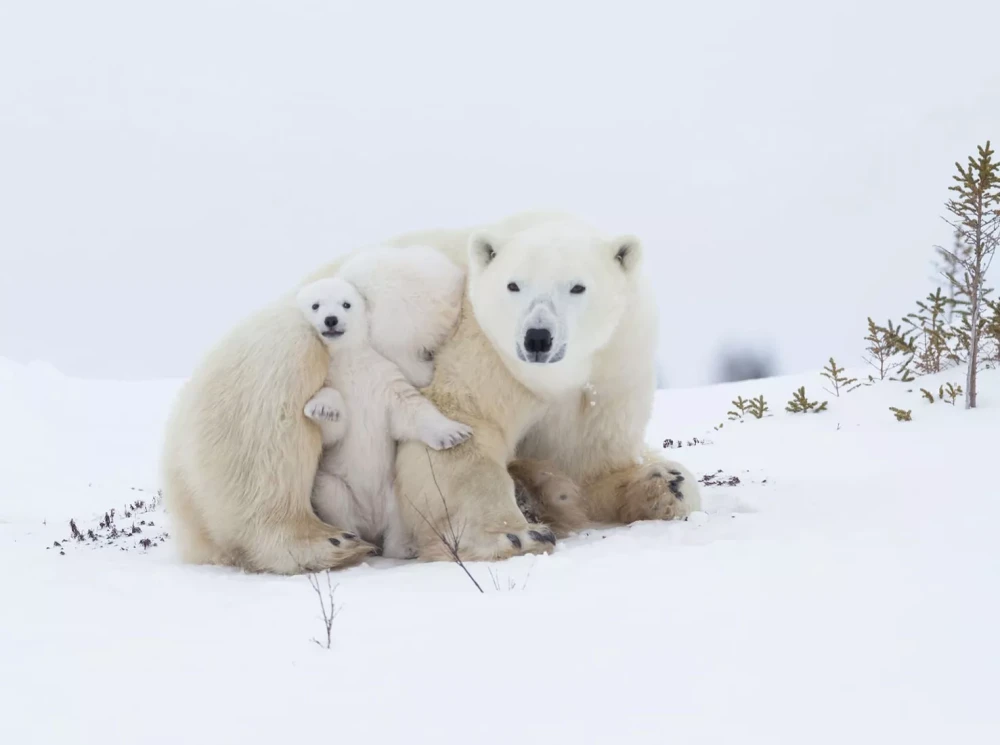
(294, 251), (471, 559)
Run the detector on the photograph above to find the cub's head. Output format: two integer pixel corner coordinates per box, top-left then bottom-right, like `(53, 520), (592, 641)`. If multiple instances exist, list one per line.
(295, 277), (368, 348)
(467, 219), (642, 390)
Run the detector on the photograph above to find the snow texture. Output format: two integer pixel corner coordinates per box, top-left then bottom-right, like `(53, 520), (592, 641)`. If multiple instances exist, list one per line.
(1, 357), (997, 744)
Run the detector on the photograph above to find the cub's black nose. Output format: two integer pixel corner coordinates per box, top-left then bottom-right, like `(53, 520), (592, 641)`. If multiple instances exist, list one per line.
(524, 327), (553, 354)
(324, 316), (338, 329)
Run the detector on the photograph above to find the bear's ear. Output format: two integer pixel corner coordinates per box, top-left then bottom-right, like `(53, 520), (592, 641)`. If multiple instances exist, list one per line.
(468, 231), (499, 270)
(610, 235), (642, 273)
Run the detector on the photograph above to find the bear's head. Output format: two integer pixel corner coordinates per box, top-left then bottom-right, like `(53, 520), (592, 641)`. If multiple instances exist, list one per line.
(467, 219), (643, 393)
(295, 278), (369, 349)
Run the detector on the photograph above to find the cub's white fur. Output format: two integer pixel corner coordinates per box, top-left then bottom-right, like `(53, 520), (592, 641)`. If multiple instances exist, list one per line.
(296, 254), (469, 558)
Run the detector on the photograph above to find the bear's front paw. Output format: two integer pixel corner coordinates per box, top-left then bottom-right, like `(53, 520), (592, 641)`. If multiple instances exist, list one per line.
(308, 404), (340, 422)
(286, 529), (378, 574)
(500, 524), (558, 558)
(419, 416), (473, 451)
(305, 388), (345, 423)
(619, 461), (700, 523)
(419, 522), (558, 562)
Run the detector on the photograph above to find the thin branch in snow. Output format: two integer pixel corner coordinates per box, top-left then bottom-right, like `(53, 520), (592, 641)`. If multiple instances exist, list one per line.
(402, 451), (484, 594)
(306, 570), (341, 650)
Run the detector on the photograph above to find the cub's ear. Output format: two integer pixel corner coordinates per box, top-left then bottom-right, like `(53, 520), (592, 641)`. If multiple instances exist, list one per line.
(468, 231), (499, 271)
(610, 235), (642, 273)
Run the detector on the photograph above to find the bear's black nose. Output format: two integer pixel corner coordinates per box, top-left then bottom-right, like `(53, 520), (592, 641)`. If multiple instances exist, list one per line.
(524, 327), (553, 354)
(324, 315), (338, 329)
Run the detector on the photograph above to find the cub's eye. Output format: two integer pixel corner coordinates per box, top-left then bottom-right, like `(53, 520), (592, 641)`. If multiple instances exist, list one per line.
(570, 284), (586, 295)
(342, 301), (351, 309)
(507, 282), (520, 292)
(311, 303), (320, 311)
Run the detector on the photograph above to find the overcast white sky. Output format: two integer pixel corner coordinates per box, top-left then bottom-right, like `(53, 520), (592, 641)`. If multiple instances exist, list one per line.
(1, 0), (998, 387)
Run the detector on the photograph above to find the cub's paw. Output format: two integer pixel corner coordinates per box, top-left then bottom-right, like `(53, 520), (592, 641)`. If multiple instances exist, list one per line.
(419, 415), (473, 451)
(619, 461), (700, 523)
(305, 387), (345, 423)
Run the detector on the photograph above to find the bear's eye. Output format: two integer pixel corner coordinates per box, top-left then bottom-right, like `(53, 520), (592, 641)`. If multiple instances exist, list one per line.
(342, 302), (351, 310)
(570, 284), (586, 295)
(507, 282), (520, 292)
(311, 303), (320, 311)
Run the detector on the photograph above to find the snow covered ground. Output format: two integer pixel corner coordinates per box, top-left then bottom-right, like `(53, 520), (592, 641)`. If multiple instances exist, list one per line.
(1, 356), (997, 744)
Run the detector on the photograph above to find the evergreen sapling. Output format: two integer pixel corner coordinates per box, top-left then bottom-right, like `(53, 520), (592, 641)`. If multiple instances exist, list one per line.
(728, 396), (751, 421)
(747, 395), (770, 419)
(821, 357), (857, 397)
(889, 407), (913, 422)
(939, 382), (963, 405)
(786, 387), (828, 414)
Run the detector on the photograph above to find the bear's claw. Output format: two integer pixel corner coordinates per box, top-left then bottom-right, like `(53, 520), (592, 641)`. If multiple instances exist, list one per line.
(421, 419), (474, 451)
(619, 461), (699, 522)
(528, 528), (556, 545)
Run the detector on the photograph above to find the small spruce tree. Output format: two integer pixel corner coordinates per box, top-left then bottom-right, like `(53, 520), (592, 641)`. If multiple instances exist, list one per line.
(937, 141), (1000, 408)
(903, 288), (961, 374)
(747, 395), (770, 419)
(821, 357), (857, 397)
(863, 318), (906, 381)
(786, 387), (828, 414)
(865, 318), (919, 381)
(728, 396), (751, 421)
(889, 407), (913, 422)
(939, 382), (963, 405)
(863, 317), (892, 381)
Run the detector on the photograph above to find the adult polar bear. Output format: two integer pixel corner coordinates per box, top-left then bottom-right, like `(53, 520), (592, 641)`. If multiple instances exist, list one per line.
(162, 210), (699, 573)
(360, 211), (700, 560)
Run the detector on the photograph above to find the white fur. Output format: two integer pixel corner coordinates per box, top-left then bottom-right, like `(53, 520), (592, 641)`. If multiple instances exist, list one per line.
(379, 212), (699, 561)
(466, 220), (641, 400)
(161, 211), (699, 574)
(337, 244), (467, 388)
(296, 272), (470, 559)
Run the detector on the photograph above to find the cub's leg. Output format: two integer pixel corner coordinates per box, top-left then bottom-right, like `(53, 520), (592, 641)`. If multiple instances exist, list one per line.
(304, 387), (347, 446)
